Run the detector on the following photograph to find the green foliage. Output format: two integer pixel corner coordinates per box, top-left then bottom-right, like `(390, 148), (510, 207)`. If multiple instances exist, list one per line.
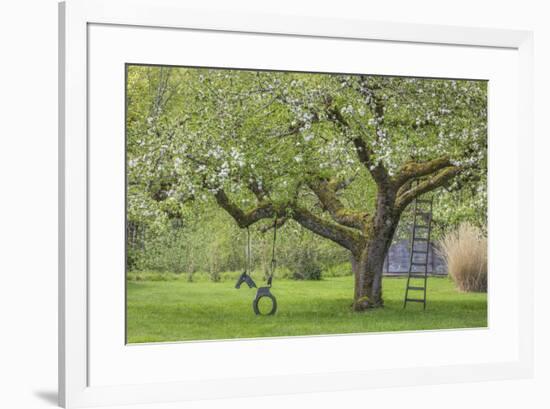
(290, 248), (323, 280)
(127, 66), (486, 211)
(125, 65), (487, 277)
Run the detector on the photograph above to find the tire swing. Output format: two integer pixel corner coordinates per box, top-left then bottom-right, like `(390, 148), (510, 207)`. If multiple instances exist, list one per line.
(234, 219), (278, 316)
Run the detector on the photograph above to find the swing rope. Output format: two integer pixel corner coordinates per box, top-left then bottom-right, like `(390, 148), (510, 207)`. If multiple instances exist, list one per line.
(267, 217), (277, 287)
(245, 226), (251, 275)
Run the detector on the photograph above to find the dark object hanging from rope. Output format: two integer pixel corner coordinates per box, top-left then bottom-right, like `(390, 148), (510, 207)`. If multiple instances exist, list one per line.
(235, 220), (278, 315)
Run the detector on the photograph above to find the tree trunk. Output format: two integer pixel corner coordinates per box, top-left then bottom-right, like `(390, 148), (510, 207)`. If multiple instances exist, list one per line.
(352, 216), (398, 311)
(351, 250), (385, 311)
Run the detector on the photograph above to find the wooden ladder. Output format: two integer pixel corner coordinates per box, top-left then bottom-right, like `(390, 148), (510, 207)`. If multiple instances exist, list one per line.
(403, 196), (434, 310)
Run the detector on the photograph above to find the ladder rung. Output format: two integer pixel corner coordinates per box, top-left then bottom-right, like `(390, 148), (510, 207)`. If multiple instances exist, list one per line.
(412, 249), (428, 254)
(413, 237), (429, 241)
(405, 298), (425, 303)
(414, 225), (429, 228)
(408, 274), (426, 278)
(411, 262), (427, 266)
(416, 199), (432, 204)
(407, 286), (425, 291)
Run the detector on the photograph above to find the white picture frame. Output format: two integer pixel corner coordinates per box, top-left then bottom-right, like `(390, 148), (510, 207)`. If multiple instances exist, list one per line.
(59, 0), (534, 407)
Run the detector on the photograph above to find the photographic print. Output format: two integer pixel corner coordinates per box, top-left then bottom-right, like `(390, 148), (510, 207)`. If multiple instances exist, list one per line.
(125, 65), (487, 343)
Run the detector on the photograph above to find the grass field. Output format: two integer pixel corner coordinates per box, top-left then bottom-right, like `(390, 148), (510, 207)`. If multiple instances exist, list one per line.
(126, 276), (487, 343)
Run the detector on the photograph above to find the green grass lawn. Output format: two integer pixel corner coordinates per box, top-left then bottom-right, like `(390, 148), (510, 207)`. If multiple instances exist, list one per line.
(126, 276), (487, 343)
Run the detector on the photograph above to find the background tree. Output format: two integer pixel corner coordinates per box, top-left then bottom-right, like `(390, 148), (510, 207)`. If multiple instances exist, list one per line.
(127, 66), (487, 310)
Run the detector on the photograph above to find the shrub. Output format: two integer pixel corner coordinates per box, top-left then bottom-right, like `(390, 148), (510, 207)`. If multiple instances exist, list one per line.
(438, 223), (487, 292)
(323, 262), (353, 277)
(291, 251), (322, 280)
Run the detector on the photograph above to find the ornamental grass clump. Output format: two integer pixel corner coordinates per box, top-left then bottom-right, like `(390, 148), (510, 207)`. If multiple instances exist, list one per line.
(439, 223), (487, 292)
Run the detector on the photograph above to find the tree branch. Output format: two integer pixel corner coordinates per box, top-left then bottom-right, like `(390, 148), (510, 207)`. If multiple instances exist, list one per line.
(334, 175), (356, 191)
(327, 105), (390, 187)
(308, 178), (368, 230)
(291, 207), (363, 253)
(259, 216), (288, 233)
(351, 136), (390, 187)
(395, 166), (461, 212)
(392, 156), (453, 188)
(248, 179), (267, 201)
(214, 189), (276, 228)
(214, 188), (362, 253)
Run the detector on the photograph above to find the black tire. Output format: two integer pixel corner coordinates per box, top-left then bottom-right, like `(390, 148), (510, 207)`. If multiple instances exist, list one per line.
(253, 293), (277, 315)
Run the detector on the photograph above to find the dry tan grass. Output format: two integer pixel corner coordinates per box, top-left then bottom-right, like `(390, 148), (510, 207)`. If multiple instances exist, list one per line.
(438, 223), (487, 292)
